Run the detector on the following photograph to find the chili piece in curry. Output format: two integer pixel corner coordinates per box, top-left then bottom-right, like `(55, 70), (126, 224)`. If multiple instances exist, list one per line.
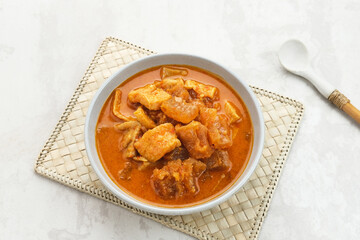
(96, 65), (253, 207)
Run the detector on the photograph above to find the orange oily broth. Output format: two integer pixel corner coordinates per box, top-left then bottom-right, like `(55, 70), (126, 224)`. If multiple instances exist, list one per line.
(95, 65), (254, 207)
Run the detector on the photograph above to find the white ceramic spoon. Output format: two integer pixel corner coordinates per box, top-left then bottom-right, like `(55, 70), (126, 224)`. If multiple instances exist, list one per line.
(278, 39), (360, 124)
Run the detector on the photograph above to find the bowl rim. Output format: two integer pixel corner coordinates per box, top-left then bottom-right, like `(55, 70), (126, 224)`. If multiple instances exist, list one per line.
(85, 53), (265, 215)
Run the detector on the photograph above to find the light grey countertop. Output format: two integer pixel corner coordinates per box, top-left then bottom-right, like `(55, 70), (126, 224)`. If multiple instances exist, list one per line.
(1, 0), (359, 239)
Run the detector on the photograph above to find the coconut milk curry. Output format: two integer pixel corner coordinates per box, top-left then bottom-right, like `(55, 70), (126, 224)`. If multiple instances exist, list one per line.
(96, 65), (253, 207)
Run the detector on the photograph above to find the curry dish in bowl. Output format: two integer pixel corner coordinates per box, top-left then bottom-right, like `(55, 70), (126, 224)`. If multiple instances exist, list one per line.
(95, 65), (254, 207)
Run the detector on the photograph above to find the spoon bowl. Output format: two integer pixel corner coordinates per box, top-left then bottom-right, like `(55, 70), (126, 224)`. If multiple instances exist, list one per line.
(278, 39), (335, 98)
(278, 39), (309, 73)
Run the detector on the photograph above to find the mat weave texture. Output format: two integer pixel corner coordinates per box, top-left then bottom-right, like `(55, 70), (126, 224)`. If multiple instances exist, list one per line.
(35, 37), (304, 240)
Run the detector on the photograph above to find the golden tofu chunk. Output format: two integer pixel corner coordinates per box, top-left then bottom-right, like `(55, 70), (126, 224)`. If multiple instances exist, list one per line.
(134, 123), (181, 162)
(204, 150), (232, 171)
(156, 78), (190, 100)
(161, 97), (199, 124)
(161, 67), (188, 79)
(224, 101), (241, 123)
(151, 159), (206, 199)
(176, 121), (214, 159)
(134, 106), (156, 129)
(112, 89), (130, 121)
(114, 121), (142, 158)
(184, 80), (218, 99)
(128, 84), (171, 110)
(199, 108), (232, 149)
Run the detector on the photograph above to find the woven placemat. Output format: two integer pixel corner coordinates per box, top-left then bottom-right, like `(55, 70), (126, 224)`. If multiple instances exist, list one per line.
(35, 37), (304, 240)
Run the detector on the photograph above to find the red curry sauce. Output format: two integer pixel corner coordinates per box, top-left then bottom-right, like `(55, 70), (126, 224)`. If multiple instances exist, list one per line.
(95, 65), (253, 207)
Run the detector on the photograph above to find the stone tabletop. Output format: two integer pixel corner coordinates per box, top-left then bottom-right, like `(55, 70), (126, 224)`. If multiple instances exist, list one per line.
(1, 0), (359, 239)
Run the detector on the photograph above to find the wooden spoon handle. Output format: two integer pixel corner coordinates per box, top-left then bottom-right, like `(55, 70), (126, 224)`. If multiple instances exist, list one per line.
(328, 90), (360, 124)
(343, 103), (360, 124)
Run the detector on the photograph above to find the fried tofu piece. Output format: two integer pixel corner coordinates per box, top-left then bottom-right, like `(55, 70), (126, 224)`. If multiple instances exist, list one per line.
(175, 121), (214, 159)
(128, 84), (171, 110)
(199, 108), (232, 149)
(161, 97), (199, 124)
(224, 101), (241, 124)
(112, 89), (130, 121)
(114, 121), (142, 158)
(184, 80), (218, 99)
(134, 106), (156, 129)
(204, 150), (232, 171)
(134, 123), (181, 162)
(161, 67), (188, 79)
(156, 78), (190, 100)
(151, 159), (206, 199)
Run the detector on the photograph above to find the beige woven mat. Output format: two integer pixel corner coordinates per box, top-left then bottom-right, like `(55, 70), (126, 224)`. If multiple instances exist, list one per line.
(35, 37), (304, 240)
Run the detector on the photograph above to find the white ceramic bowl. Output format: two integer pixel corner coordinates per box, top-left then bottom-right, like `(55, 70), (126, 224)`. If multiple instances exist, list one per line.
(85, 53), (264, 215)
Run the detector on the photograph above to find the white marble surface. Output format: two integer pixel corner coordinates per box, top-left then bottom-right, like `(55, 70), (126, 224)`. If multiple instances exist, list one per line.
(1, 0), (360, 239)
